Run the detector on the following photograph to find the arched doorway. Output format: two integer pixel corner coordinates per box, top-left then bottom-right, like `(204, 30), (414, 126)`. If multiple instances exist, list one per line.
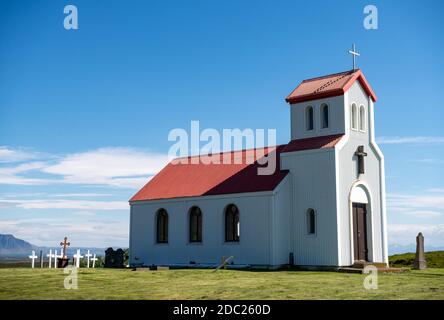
(350, 184), (371, 262)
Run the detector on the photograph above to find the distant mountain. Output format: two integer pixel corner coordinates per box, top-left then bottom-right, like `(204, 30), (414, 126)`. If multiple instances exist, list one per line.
(0, 234), (35, 256)
(0, 234), (113, 259)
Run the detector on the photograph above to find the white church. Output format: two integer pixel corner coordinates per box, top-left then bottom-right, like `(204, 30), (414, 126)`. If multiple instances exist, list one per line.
(129, 67), (388, 269)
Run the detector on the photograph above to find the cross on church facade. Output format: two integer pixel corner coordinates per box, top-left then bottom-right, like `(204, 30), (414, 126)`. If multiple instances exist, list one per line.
(355, 145), (368, 175)
(60, 237), (70, 259)
(348, 43), (360, 70)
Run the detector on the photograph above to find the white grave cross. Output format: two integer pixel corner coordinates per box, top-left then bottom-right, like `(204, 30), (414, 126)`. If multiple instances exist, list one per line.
(29, 250), (38, 268)
(85, 250), (93, 268)
(54, 250), (63, 269)
(91, 254), (98, 268)
(73, 249), (83, 268)
(46, 249), (53, 268)
(50, 251), (57, 267)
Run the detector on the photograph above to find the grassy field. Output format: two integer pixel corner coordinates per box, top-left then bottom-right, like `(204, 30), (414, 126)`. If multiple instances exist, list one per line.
(0, 268), (443, 300)
(389, 251), (444, 268)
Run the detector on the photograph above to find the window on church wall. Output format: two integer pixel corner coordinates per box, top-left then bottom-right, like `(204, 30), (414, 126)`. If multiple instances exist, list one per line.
(305, 106), (314, 131)
(351, 103), (358, 130)
(321, 104), (329, 129)
(225, 204), (240, 242)
(359, 105), (366, 132)
(189, 206), (202, 243)
(307, 209), (316, 235)
(156, 209), (168, 243)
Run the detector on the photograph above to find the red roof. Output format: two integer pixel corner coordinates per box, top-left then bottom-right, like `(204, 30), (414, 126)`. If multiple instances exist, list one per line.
(130, 135), (344, 202)
(285, 69), (377, 104)
(130, 146), (288, 202)
(130, 146), (289, 202)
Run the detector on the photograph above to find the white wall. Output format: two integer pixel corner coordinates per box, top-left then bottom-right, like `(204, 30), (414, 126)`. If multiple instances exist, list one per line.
(336, 81), (386, 266)
(290, 95), (345, 140)
(271, 176), (291, 265)
(130, 191), (279, 267)
(281, 148), (339, 266)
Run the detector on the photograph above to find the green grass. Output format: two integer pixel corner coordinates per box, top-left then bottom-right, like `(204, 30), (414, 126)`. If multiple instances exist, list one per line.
(1, 268), (444, 300)
(389, 251), (444, 268)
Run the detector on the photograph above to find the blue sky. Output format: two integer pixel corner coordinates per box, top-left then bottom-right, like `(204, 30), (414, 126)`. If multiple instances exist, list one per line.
(0, 0), (443, 250)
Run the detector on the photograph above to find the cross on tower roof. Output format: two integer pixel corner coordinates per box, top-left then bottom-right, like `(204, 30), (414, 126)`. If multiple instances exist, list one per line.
(348, 43), (360, 70)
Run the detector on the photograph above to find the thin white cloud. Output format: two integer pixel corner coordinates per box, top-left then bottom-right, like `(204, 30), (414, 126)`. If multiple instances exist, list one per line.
(51, 193), (113, 198)
(1, 192), (113, 198)
(72, 211), (96, 216)
(403, 210), (442, 218)
(0, 161), (48, 175)
(0, 175), (59, 186)
(388, 223), (444, 246)
(0, 199), (128, 210)
(0, 146), (47, 163)
(387, 193), (444, 211)
(415, 158), (444, 165)
(0, 161), (60, 185)
(377, 136), (444, 145)
(387, 191), (444, 220)
(0, 146), (168, 189)
(0, 217), (128, 247)
(1, 192), (47, 198)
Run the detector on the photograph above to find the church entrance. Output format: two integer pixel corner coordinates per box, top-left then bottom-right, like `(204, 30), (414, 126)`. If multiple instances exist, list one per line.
(352, 203), (368, 261)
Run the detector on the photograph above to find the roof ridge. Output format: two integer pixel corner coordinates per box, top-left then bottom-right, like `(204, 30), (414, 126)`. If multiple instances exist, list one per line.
(302, 69), (358, 83)
(173, 144), (285, 161)
(313, 73), (350, 93)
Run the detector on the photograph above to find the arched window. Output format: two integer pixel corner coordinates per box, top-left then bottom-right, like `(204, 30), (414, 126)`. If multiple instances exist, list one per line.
(189, 206), (202, 242)
(351, 103), (358, 130)
(359, 105), (366, 132)
(307, 209), (316, 235)
(156, 209), (168, 243)
(306, 106), (314, 131)
(225, 204), (240, 242)
(321, 104), (329, 129)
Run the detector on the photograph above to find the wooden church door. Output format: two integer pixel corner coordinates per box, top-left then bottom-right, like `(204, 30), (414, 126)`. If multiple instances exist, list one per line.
(352, 203), (368, 261)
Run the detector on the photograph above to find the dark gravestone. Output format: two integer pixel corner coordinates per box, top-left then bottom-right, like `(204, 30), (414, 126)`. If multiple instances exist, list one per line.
(57, 258), (69, 268)
(413, 232), (427, 270)
(104, 248), (125, 268)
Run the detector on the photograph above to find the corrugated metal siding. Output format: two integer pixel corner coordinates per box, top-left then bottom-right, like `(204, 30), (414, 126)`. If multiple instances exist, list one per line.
(272, 176), (291, 265)
(130, 193), (274, 267)
(281, 149), (339, 266)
